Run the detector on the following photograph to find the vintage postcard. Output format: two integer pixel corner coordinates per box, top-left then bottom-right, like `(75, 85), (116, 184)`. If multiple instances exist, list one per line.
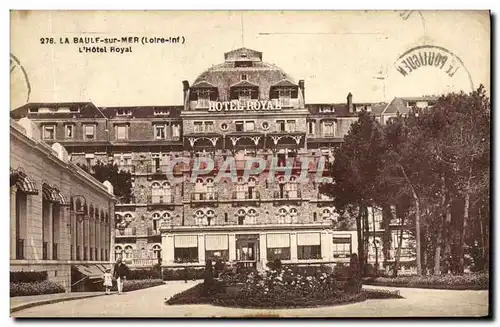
(9, 10), (491, 318)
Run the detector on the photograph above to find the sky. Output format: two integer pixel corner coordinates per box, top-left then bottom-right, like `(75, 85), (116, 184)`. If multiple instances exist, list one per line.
(10, 10), (490, 109)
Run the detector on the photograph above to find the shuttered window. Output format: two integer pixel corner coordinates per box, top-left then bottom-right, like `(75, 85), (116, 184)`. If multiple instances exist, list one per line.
(174, 235), (198, 248)
(266, 233), (290, 248)
(205, 234), (228, 251)
(297, 233), (321, 246)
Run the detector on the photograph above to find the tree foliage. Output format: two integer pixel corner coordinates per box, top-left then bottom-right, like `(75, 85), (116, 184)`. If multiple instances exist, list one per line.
(321, 85), (490, 276)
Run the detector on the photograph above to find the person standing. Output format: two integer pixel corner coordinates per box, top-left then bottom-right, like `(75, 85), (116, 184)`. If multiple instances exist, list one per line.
(103, 268), (113, 295)
(113, 258), (129, 295)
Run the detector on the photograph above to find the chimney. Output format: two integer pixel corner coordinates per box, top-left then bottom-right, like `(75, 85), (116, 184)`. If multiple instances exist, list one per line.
(298, 80), (305, 101)
(347, 92), (353, 113)
(182, 80), (190, 104)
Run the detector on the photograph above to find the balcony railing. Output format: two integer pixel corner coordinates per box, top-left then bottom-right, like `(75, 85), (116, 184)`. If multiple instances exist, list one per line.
(273, 190), (302, 200)
(147, 228), (161, 236)
(117, 227), (137, 236)
(117, 165), (135, 174)
(190, 192), (218, 202)
(318, 193), (333, 201)
(16, 238), (24, 260)
(132, 258), (160, 267)
(148, 164), (183, 175)
(42, 242), (48, 260)
(147, 194), (175, 205)
(52, 243), (58, 260)
(232, 191), (261, 201)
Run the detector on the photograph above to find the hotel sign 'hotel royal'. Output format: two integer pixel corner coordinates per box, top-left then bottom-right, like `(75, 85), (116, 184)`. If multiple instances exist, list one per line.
(11, 46), (417, 273)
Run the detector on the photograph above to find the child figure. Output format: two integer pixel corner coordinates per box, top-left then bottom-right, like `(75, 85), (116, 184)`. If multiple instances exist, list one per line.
(103, 268), (113, 295)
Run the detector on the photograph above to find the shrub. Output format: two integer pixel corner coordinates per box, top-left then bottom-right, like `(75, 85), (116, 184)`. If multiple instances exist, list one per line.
(128, 267), (161, 280)
(364, 272), (489, 290)
(11, 271), (48, 283)
(162, 268), (205, 281)
(10, 281), (64, 297)
(94, 278), (164, 292)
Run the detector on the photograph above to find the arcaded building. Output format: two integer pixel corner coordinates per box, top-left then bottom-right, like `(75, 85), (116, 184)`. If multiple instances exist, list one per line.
(10, 118), (115, 291)
(11, 48), (419, 271)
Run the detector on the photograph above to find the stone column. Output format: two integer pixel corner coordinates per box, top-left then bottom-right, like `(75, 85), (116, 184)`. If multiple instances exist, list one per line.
(163, 233), (174, 266)
(198, 234), (205, 264)
(259, 233), (267, 268)
(321, 230), (331, 261)
(10, 187), (17, 260)
(228, 233), (236, 261)
(290, 232), (298, 261)
(46, 203), (53, 259)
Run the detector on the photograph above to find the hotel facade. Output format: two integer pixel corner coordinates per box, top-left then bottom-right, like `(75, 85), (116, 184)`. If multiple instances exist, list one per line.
(11, 48), (428, 272)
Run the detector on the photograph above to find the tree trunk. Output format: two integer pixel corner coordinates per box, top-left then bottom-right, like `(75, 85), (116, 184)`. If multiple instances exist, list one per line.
(392, 213), (405, 277)
(355, 205), (365, 276)
(458, 166), (473, 273)
(363, 206), (370, 269)
(372, 207), (379, 274)
(399, 165), (422, 275)
(381, 205), (392, 273)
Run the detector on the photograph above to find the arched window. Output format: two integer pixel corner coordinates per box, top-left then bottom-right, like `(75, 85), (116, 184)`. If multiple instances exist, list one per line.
(206, 178), (215, 197)
(236, 209), (246, 225)
(101, 210), (105, 221)
(247, 208), (257, 224)
(75, 198), (82, 212)
(152, 212), (161, 232)
(83, 203), (88, 215)
(289, 207), (298, 223)
(151, 182), (161, 203)
(124, 245), (133, 259)
(322, 208), (332, 220)
(115, 245), (123, 259)
(95, 207), (99, 218)
(278, 208), (287, 224)
(162, 182), (172, 203)
(152, 244), (162, 260)
(124, 213), (133, 222)
(195, 210), (205, 226)
(206, 209), (215, 226)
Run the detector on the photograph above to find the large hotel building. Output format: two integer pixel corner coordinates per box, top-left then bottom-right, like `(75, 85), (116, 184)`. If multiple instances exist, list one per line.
(11, 48), (430, 272)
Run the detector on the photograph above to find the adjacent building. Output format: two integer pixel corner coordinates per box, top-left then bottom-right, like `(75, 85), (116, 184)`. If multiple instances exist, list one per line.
(10, 118), (116, 291)
(11, 47), (424, 272)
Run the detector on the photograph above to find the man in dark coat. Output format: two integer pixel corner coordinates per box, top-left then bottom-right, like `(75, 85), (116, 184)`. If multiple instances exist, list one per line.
(113, 258), (129, 294)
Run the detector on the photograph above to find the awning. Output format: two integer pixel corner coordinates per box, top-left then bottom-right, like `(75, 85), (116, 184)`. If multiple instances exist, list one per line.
(174, 235), (198, 248)
(205, 234), (228, 251)
(297, 232), (321, 246)
(42, 184), (69, 205)
(11, 169), (39, 195)
(267, 233), (290, 248)
(73, 264), (106, 280)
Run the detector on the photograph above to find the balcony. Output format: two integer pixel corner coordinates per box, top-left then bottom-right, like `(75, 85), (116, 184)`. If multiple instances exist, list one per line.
(147, 227), (161, 236)
(52, 243), (58, 260)
(116, 227), (137, 237)
(148, 194), (175, 205)
(42, 242), (48, 260)
(232, 191), (261, 206)
(190, 192), (219, 208)
(132, 258), (160, 268)
(148, 164), (183, 175)
(273, 190), (302, 205)
(117, 165), (135, 174)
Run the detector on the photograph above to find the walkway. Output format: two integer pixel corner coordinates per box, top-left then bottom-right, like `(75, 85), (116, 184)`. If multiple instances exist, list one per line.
(12, 282), (489, 318)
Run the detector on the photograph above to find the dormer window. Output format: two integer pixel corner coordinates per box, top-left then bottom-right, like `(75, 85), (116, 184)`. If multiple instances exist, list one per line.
(278, 88), (293, 106)
(116, 109), (131, 116)
(407, 101), (416, 108)
(70, 107), (80, 113)
(235, 61), (253, 68)
(29, 108), (39, 113)
(236, 88), (253, 105)
(154, 109), (170, 116)
(241, 74), (247, 81)
(194, 89), (212, 108)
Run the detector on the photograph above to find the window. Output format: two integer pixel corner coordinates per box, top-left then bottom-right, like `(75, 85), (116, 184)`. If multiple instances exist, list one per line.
(194, 122), (203, 133)
(205, 122), (214, 133)
(407, 101), (416, 107)
(266, 234), (291, 261)
(116, 109), (131, 116)
(154, 109), (169, 116)
(307, 121), (315, 134)
(124, 245), (133, 259)
(84, 125), (95, 140)
(322, 121), (335, 137)
(278, 88), (293, 106)
(116, 125), (127, 140)
(241, 74), (247, 81)
(29, 108), (39, 113)
(220, 123), (228, 131)
(262, 122), (269, 130)
(194, 89), (212, 108)
(245, 121), (255, 131)
(43, 125), (55, 140)
(286, 120), (296, 132)
(65, 125), (74, 139)
(235, 121), (244, 132)
(276, 120), (286, 132)
(174, 235), (198, 263)
(235, 61), (252, 68)
(115, 245), (123, 260)
(205, 234), (229, 261)
(155, 125), (166, 140)
(297, 233), (321, 259)
(297, 245), (321, 260)
(152, 244), (162, 260)
(237, 88), (253, 104)
(333, 235), (352, 258)
(172, 124), (180, 140)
